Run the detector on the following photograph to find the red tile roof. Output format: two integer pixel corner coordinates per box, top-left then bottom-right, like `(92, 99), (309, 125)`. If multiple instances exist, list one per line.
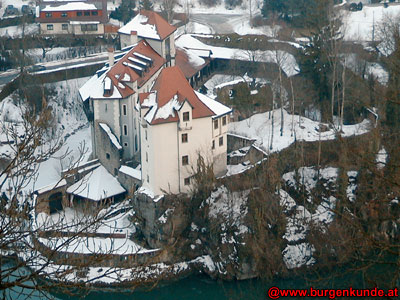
(144, 66), (215, 125)
(175, 48), (210, 79)
(104, 40), (165, 98)
(118, 10), (176, 40)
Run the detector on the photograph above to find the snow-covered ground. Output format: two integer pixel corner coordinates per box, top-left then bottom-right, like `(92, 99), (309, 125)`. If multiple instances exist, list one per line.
(202, 73), (268, 98)
(0, 77), (92, 193)
(0, 23), (39, 38)
(344, 53), (389, 85)
(176, 34), (299, 77)
(343, 4), (400, 41)
(174, 0), (262, 15)
(229, 109), (371, 154)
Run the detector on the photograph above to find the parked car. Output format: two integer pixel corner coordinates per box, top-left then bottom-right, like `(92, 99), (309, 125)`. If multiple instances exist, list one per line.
(4, 5), (19, 16)
(27, 65), (46, 73)
(21, 5), (35, 15)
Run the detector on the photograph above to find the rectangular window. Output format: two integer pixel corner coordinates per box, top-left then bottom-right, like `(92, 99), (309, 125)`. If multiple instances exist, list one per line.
(183, 112), (189, 121)
(123, 125), (127, 135)
(214, 119), (218, 129)
(181, 133), (188, 143)
(123, 104), (127, 116)
(146, 152), (148, 162)
(145, 130), (147, 140)
(84, 11), (90, 16)
(45, 12), (52, 18)
(62, 24), (68, 30)
(184, 177), (190, 185)
(106, 153), (110, 160)
(92, 10), (98, 16)
(124, 142), (128, 147)
(77, 11), (82, 16)
(46, 24), (53, 30)
(147, 175), (149, 183)
(105, 104), (107, 112)
(61, 12), (67, 17)
(182, 155), (189, 166)
(219, 136), (223, 146)
(81, 24), (98, 31)
(212, 140), (215, 150)
(222, 116), (227, 126)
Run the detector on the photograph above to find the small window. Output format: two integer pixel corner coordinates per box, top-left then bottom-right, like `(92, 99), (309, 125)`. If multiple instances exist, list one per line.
(77, 11), (82, 16)
(222, 116), (227, 126)
(92, 10), (98, 16)
(181, 133), (188, 143)
(184, 177), (190, 185)
(214, 119), (218, 129)
(84, 11), (90, 16)
(62, 24), (68, 30)
(145, 130), (147, 140)
(212, 140), (215, 150)
(46, 24), (53, 30)
(45, 12), (52, 18)
(147, 175), (149, 183)
(114, 168), (118, 176)
(182, 155), (189, 166)
(183, 112), (189, 121)
(123, 125), (127, 136)
(61, 12), (67, 17)
(219, 136), (223, 146)
(106, 153), (110, 160)
(124, 142), (128, 147)
(123, 104), (127, 116)
(146, 152), (148, 162)
(105, 104), (108, 112)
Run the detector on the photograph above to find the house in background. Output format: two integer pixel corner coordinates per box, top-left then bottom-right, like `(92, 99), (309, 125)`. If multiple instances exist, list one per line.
(37, 0), (108, 35)
(78, 10), (232, 197)
(118, 10), (176, 67)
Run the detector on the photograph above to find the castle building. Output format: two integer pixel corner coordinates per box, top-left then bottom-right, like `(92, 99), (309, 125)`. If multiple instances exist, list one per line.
(79, 10), (232, 197)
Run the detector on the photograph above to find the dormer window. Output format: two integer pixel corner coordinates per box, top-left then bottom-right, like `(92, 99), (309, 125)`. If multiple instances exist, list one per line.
(183, 112), (189, 122)
(104, 77), (112, 96)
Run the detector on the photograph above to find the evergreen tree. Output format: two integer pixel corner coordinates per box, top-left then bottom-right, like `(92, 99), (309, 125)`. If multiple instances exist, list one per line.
(110, 0), (136, 24)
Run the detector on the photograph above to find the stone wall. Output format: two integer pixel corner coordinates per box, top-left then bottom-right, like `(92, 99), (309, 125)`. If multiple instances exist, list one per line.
(95, 121), (122, 176)
(227, 133), (255, 153)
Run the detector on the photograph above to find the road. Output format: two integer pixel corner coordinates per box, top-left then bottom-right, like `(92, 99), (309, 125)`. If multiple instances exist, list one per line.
(190, 13), (248, 34)
(0, 52), (109, 88)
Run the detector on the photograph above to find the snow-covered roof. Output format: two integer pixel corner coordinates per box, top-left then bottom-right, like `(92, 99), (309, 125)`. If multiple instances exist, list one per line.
(141, 66), (216, 125)
(194, 91), (232, 119)
(119, 165), (141, 180)
(118, 10), (176, 41)
(78, 40), (164, 101)
(35, 179), (67, 195)
(99, 123), (122, 150)
(66, 165), (126, 201)
(42, 2), (97, 12)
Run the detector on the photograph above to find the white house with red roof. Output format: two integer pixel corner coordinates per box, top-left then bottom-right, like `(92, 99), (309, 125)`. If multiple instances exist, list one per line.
(79, 10), (231, 197)
(37, 0), (108, 35)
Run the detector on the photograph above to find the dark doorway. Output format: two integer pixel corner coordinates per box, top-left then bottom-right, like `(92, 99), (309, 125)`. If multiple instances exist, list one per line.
(49, 192), (63, 214)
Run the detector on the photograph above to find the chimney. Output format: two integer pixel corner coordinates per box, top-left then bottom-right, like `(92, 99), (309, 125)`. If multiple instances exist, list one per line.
(107, 47), (114, 66)
(130, 31), (138, 45)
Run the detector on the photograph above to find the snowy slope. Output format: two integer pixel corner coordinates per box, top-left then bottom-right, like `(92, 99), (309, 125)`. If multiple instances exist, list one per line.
(229, 109), (371, 153)
(343, 4), (400, 41)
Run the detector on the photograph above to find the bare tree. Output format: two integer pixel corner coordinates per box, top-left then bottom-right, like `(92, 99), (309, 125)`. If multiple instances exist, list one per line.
(161, 0), (177, 23)
(0, 87), (146, 298)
